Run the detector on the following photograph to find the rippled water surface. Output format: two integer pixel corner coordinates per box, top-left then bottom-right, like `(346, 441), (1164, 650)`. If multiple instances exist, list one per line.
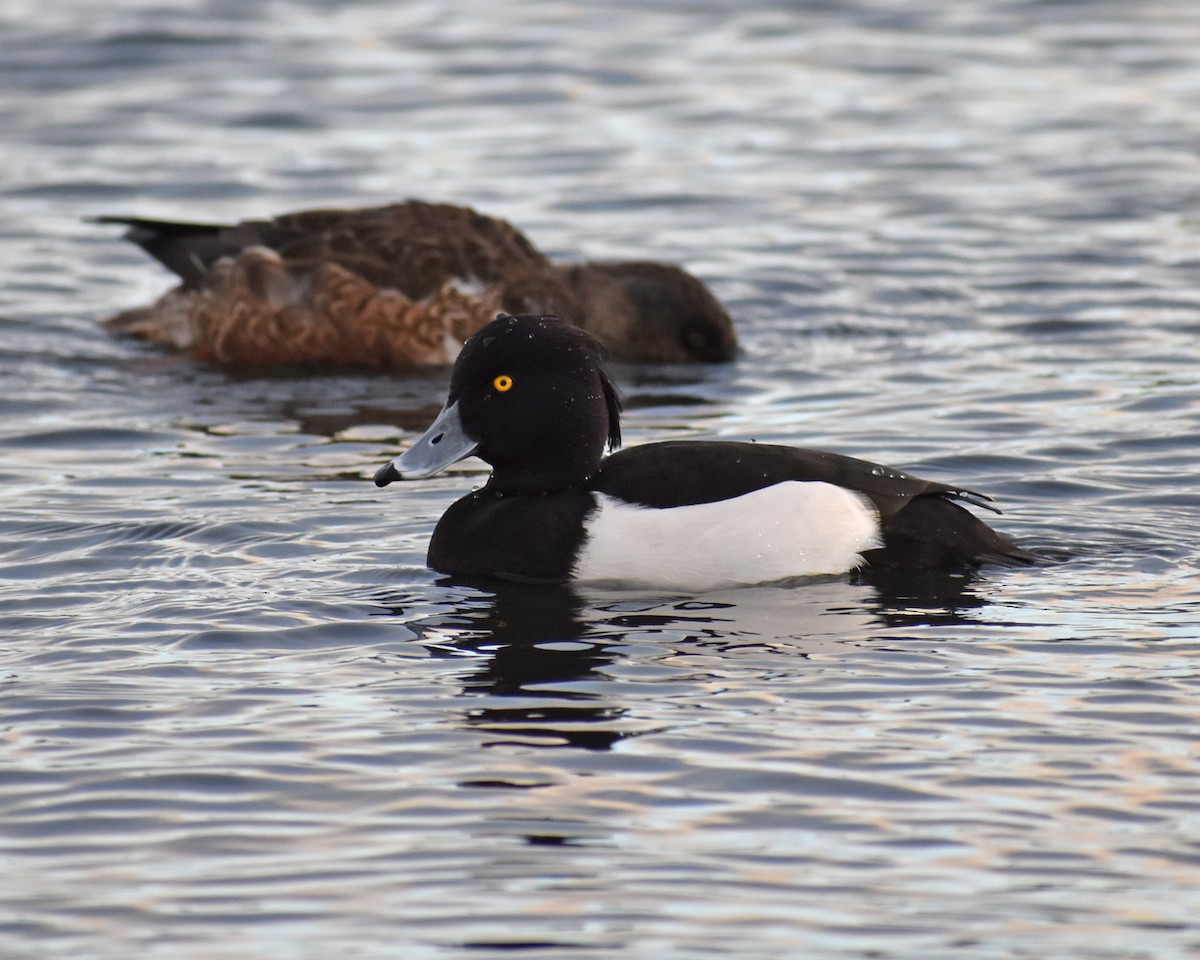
(4, 1), (1200, 957)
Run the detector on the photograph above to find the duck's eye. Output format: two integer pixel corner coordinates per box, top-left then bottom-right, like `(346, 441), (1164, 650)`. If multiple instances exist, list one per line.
(493, 374), (514, 392)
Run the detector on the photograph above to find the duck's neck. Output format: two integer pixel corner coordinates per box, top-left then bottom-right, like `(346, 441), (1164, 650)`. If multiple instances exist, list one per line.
(484, 450), (603, 497)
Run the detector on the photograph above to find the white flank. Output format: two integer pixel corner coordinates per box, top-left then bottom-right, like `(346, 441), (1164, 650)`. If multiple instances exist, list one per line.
(572, 482), (882, 590)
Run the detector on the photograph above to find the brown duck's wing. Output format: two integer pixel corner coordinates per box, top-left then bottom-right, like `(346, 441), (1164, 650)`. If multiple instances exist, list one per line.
(253, 205), (579, 342)
(264, 202), (552, 295)
(98, 202), (554, 297)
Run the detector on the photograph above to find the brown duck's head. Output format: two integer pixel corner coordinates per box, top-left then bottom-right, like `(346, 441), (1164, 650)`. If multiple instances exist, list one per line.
(560, 262), (737, 363)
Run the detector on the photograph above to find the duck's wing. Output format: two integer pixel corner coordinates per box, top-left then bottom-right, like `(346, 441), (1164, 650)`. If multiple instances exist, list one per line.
(593, 440), (1039, 569)
(262, 202), (553, 296)
(594, 440), (981, 514)
(95, 201), (554, 297)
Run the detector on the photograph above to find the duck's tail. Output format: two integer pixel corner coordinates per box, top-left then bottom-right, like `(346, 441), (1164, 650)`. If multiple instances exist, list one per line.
(869, 494), (1045, 570)
(90, 215), (234, 288)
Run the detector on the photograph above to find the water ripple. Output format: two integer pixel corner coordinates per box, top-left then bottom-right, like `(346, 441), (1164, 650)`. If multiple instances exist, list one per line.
(3, 1), (1200, 958)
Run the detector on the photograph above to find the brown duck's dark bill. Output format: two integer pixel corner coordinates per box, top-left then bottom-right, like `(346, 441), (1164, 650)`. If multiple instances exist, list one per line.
(373, 401), (479, 487)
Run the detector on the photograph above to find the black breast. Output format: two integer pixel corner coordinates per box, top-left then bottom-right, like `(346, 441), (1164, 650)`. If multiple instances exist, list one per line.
(427, 488), (597, 584)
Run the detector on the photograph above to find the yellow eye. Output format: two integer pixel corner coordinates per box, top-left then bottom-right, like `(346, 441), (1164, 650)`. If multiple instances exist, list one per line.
(493, 374), (513, 392)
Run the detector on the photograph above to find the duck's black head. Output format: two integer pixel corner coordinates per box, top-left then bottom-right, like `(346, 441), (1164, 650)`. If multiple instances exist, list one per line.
(375, 314), (622, 495)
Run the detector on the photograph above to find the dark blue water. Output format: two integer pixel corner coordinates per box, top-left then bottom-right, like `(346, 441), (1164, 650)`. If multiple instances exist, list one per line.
(3, 2), (1200, 957)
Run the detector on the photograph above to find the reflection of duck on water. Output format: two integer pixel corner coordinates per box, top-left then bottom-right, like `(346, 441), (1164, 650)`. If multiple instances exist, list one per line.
(94, 201), (736, 369)
(375, 571), (999, 757)
(382, 583), (627, 751)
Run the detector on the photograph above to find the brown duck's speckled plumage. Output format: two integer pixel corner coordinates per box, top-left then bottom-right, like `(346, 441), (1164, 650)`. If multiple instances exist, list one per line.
(97, 201), (737, 370)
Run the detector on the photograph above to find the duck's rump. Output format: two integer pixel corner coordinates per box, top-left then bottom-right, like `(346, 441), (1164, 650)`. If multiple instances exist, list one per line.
(593, 441), (1036, 569)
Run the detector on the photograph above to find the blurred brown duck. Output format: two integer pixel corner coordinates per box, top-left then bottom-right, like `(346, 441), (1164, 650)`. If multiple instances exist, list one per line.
(95, 201), (737, 369)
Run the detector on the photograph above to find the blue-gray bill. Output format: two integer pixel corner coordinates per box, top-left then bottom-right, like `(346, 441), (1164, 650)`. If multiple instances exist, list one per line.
(374, 401), (479, 487)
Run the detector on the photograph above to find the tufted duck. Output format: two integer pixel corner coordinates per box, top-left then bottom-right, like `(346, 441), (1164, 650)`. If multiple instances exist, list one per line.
(374, 314), (1037, 588)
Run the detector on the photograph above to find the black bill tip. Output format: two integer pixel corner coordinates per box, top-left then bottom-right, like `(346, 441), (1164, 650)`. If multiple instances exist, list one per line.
(373, 462), (402, 487)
